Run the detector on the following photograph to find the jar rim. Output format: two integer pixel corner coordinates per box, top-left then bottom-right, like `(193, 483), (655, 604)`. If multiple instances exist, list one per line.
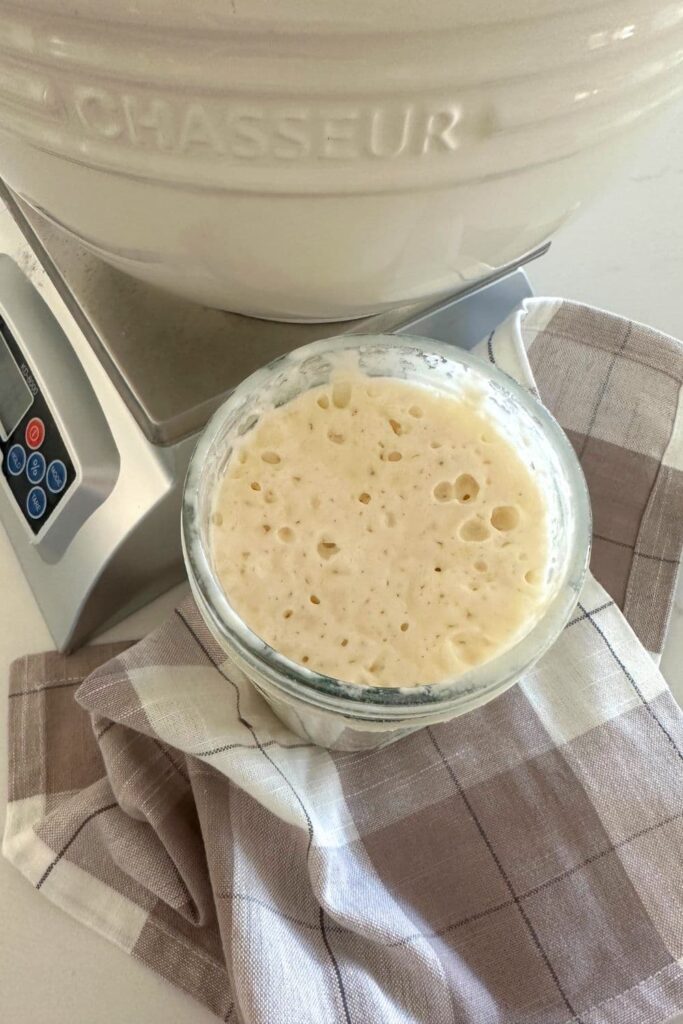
(182, 334), (591, 721)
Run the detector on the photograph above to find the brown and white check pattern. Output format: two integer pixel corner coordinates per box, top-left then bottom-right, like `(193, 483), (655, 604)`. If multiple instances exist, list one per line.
(4, 299), (683, 1024)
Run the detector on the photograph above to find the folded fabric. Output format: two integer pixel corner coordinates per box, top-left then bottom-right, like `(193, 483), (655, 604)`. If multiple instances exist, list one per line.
(5, 299), (683, 1024)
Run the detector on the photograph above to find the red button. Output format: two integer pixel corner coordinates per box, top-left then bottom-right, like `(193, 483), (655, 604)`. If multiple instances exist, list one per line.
(25, 417), (45, 450)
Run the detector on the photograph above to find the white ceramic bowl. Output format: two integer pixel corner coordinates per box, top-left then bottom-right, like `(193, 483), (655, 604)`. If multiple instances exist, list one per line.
(0, 0), (681, 320)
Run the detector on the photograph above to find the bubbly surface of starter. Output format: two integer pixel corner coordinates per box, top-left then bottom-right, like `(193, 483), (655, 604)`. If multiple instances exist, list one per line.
(211, 374), (549, 686)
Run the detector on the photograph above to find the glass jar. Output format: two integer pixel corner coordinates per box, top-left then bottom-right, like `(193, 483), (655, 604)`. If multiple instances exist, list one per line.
(182, 335), (591, 751)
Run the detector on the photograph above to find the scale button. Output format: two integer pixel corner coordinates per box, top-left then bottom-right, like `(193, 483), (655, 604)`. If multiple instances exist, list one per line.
(26, 486), (47, 521)
(26, 451), (46, 484)
(6, 444), (26, 476)
(46, 459), (67, 494)
(25, 417), (45, 450)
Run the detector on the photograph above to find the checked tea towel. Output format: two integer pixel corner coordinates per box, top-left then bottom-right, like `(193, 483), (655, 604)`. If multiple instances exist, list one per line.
(4, 298), (683, 1024)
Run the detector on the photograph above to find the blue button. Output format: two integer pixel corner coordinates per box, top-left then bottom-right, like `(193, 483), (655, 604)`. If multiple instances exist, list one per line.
(46, 459), (67, 495)
(26, 451), (46, 484)
(26, 486), (47, 521)
(6, 444), (26, 476)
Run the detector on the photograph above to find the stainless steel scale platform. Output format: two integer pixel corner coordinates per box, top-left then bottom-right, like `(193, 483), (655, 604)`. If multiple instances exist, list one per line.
(0, 181), (547, 650)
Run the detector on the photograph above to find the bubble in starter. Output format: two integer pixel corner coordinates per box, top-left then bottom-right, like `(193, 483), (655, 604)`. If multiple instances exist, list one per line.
(454, 474), (480, 503)
(433, 481), (453, 502)
(460, 518), (490, 542)
(317, 539), (340, 560)
(491, 505), (520, 531)
(332, 381), (352, 409)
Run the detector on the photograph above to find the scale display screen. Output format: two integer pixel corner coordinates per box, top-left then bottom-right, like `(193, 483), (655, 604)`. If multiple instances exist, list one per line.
(0, 325), (32, 440)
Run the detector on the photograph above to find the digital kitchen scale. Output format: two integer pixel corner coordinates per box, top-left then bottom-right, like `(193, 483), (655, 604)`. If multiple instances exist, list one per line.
(0, 181), (548, 650)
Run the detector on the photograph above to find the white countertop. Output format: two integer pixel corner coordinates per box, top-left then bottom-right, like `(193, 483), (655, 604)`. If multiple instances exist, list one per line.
(1, 102), (682, 1023)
